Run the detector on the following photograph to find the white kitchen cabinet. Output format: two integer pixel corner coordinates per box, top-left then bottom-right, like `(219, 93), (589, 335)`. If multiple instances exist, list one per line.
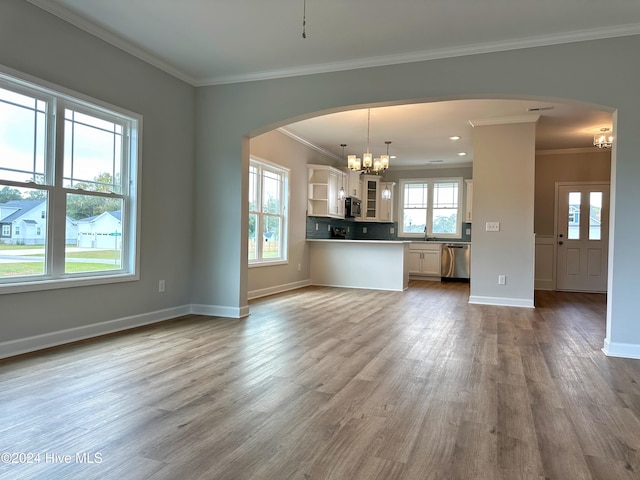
(378, 182), (395, 222)
(408, 242), (441, 276)
(465, 179), (473, 223)
(361, 175), (380, 221)
(345, 170), (362, 200)
(308, 165), (344, 218)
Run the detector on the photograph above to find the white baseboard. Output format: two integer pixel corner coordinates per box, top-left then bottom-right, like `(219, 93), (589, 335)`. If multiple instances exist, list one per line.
(468, 295), (535, 308)
(248, 280), (311, 300)
(191, 304), (250, 319)
(0, 305), (192, 360)
(602, 338), (640, 359)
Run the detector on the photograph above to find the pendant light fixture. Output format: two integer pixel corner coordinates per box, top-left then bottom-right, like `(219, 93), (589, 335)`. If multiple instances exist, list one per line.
(593, 127), (613, 148)
(347, 109), (391, 175)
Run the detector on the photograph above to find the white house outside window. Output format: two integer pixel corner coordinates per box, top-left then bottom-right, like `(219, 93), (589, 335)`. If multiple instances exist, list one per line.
(400, 178), (462, 238)
(248, 158), (288, 265)
(0, 68), (141, 293)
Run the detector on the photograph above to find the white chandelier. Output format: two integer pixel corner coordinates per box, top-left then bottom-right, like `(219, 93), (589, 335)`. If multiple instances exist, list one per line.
(347, 109), (391, 175)
(593, 127), (613, 148)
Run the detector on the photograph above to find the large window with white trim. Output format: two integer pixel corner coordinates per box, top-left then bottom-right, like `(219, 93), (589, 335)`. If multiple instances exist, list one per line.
(400, 178), (462, 238)
(248, 158), (288, 265)
(0, 68), (141, 292)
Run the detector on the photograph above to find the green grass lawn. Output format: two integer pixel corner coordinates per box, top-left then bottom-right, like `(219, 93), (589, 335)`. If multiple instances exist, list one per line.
(0, 262), (120, 276)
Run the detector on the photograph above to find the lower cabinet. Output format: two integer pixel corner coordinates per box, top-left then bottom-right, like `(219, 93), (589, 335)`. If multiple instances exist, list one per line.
(408, 243), (441, 277)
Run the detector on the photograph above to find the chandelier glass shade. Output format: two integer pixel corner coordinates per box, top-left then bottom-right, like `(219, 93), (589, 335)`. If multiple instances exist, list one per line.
(347, 109), (391, 175)
(593, 128), (613, 148)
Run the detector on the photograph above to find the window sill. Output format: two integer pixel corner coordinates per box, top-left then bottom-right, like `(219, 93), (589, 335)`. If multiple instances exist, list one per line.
(0, 272), (139, 295)
(249, 260), (288, 268)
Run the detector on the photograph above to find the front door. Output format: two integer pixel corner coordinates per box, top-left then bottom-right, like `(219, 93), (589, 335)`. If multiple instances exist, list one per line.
(556, 183), (609, 292)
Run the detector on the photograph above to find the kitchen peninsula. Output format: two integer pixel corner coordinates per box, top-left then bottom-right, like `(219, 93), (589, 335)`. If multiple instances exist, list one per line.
(308, 239), (411, 291)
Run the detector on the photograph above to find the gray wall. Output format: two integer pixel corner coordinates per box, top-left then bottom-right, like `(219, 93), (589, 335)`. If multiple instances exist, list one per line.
(0, 1), (195, 343)
(194, 36), (640, 356)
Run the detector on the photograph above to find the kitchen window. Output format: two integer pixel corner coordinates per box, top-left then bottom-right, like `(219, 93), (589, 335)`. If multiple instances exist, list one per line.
(0, 68), (141, 293)
(399, 178), (462, 238)
(248, 158), (289, 265)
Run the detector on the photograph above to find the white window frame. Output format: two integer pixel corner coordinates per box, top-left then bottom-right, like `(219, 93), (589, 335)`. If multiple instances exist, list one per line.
(1, 225), (10, 236)
(0, 65), (142, 294)
(399, 177), (463, 238)
(248, 157), (289, 267)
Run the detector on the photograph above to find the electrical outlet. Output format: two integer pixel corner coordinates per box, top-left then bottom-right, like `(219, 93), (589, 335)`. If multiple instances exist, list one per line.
(297, 263), (301, 271)
(390, 227), (395, 234)
(159, 279), (166, 292)
(466, 228), (471, 235)
(486, 222), (500, 232)
(315, 223), (318, 231)
(328, 224), (331, 231)
(498, 275), (506, 285)
(363, 227), (368, 234)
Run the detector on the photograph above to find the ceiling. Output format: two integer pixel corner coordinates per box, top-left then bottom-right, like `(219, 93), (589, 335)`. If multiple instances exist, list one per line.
(28, 0), (635, 165)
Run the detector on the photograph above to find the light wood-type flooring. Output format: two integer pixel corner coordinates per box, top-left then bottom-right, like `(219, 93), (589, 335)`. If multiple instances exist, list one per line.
(2, 281), (640, 480)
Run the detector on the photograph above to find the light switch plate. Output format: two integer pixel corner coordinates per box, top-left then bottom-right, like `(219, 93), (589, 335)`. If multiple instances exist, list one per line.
(485, 221), (500, 232)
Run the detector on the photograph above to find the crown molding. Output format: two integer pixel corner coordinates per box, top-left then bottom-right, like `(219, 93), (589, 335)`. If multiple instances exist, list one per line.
(469, 115), (540, 127)
(277, 128), (342, 162)
(196, 24), (640, 86)
(25, 0), (198, 86)
(536, 147), (610, 155)
(25, 1), (640, 87)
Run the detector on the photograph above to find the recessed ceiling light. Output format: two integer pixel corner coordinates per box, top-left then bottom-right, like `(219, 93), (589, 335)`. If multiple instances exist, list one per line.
(457, 152), (467, 156)
(390, 155), (397, 159)
(449, 135), (461, 141)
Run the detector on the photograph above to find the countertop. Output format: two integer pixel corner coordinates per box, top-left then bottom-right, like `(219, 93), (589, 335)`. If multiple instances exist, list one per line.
(307, 239), (411, 244)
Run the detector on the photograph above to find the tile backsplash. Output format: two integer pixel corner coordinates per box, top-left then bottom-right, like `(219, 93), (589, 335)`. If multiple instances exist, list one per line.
(307, 217), (472, 242)
(306, 217), (398, 240)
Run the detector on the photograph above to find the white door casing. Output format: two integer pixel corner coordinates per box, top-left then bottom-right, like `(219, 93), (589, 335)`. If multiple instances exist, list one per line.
(556, 182), (610, 292)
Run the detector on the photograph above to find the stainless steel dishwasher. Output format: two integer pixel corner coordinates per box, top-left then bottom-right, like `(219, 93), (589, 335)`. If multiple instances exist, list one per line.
(441, 243), (470, 280)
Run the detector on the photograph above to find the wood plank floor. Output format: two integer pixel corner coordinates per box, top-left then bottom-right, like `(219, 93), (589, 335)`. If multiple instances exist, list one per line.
(2, 281), (640, 479)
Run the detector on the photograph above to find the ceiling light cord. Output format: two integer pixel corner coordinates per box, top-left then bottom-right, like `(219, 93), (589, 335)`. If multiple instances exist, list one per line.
(302, 0), (307, 38)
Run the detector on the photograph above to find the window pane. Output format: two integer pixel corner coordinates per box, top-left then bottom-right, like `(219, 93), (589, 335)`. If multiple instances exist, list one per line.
(262, 215), (281, 259)
(432, 208), (458, 234)
(404, 183), (428, 208)
(66, 193), (123, 273)
(64, 109), (122, 193)
(249, 165), (258, 212)
(248, 213), (258, 260)
(403, 208), (427, 233)
(589, 191), (602, 240)
(568, 192), (581, 240)
(433, 182), (458, 208)
(0, 88), (48, 183)
(262, 170), (281, 214)
(0, 186), (48, 278)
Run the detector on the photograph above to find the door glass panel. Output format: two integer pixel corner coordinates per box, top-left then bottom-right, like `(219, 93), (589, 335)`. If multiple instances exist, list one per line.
(589, 191), (602, 240)
(568, 192), (581, 240)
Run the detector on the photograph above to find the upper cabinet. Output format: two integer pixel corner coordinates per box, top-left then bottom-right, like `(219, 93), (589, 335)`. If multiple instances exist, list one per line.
(378, 181), (395, 222)
(361, 175), (380, 221)
(465, 179), (473, 222)
(307, 165), (345, 218)
(346, 170), (362, 200)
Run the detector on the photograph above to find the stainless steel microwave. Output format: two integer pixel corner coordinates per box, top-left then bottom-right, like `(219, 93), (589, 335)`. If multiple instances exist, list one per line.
(344, 196), (361, 218)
